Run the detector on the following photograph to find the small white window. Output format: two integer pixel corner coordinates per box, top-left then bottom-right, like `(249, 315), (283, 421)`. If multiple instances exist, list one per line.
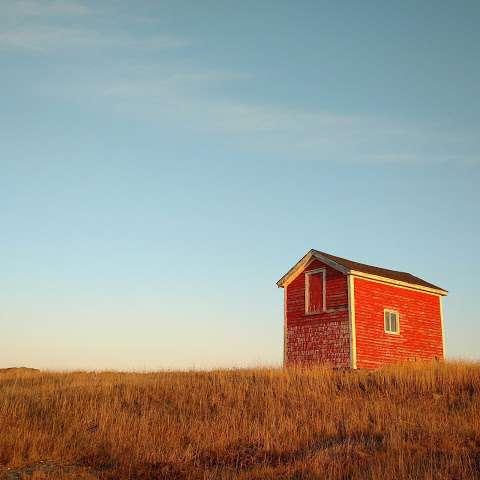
(384, 309), (400, 334)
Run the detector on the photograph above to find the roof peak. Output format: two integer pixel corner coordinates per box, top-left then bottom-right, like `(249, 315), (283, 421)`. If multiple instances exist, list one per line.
(311, 249), (409, 274)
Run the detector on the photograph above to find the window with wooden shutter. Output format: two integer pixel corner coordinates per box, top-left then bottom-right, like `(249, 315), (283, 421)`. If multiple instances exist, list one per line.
(305, 269), (326, 314)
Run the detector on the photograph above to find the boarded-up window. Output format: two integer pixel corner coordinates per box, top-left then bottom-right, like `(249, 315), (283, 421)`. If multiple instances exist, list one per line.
(305, 269), (325, 314)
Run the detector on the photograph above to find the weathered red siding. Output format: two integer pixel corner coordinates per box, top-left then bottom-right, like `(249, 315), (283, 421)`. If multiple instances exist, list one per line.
(285, 259), (350, 368)
(354, 277), (444, 369)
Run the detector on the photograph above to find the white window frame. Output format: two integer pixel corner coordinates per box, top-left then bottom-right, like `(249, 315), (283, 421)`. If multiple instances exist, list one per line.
(305, 268), (326, 315)
(384, 309), (400, 335)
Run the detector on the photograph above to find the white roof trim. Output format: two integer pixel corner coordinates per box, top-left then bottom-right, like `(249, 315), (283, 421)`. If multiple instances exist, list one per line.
(349, 271), (448, 296)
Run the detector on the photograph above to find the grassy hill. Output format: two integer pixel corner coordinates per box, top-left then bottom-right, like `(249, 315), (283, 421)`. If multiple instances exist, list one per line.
(0, 362), (479, 479)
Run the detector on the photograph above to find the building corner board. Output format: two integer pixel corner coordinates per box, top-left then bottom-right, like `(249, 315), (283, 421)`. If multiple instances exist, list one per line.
(439, 295), (446, 359)
(347, 275), (357, 369)
(283, 285), (288, 366)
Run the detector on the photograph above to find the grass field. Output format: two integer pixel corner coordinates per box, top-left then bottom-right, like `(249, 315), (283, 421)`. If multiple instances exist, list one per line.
(0, 362), (479, 479)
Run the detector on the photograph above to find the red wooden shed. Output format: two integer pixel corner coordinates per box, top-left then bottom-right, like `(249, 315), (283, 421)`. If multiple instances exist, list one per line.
(277, 249), (447, 369)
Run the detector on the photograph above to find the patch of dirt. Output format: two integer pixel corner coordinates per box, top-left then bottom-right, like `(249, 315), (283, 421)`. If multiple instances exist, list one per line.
(0, 461), (97, 479)
(0, 368), (40, 375)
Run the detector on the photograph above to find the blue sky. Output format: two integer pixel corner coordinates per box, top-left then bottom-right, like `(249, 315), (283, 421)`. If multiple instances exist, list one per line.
(1, 0), (479, 369)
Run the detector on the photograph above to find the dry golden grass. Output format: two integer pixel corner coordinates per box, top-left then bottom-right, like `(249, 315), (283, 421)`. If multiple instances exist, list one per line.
(0, 362), (479, 479)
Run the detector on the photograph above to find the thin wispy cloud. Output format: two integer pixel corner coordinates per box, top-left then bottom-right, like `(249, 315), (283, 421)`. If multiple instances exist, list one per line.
(80, 69), (465, 164)
(37, 65), (464, 164)
(2, 1), (477, 165)
(0, 1), (189, 52)
(83, 68), (359, 136)
(2, 0), (90, 18)
(0, 26), (190, 52)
